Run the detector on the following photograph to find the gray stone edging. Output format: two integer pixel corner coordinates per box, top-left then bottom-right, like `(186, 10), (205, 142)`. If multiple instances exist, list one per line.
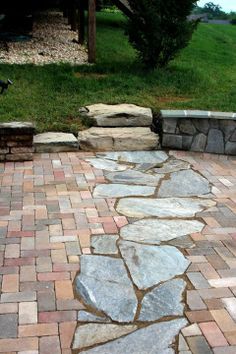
(160, 110), (236, 155)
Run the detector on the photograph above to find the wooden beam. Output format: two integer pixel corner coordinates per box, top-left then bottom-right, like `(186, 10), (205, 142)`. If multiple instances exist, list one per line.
(78, 0), (85, 44)
(88, 0), (96, 63)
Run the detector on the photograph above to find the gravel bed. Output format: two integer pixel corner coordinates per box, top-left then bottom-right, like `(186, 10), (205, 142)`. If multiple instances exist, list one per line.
(0, 11), (88, 65)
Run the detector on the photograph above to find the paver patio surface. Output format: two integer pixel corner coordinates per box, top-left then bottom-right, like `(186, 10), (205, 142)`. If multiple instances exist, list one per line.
(0, 150), (236, 353)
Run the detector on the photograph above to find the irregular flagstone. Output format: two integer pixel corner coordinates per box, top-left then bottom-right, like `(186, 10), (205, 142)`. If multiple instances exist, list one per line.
(93, 184), (155, 198)
(119, 241), (190, 290)
(77, 311), (111, 323)
(73, 323), (137, 349)
(85, 158), (129, 171)
(154, 158), (190, 174)
(91, 235), (119, 255)
(158, 170), (211, 197)
(116, 197), (215, 218)
(97, 151), (168, 164)
(168, 235), (195, 249)
(75, 255), (138, 323)
(80, 319), (187, 354)
(138, 279), (186, 321)
(105, 169), (164, 186)
(79, 103), (153, 127)
(120, 219), (204, 245)
(134, 162), (161, 172)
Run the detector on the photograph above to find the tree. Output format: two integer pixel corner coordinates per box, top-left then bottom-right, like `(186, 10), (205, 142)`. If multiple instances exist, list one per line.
(203, 2), (222, 15)
(203, 2), (226, 19)
(126, 0), (198, 69)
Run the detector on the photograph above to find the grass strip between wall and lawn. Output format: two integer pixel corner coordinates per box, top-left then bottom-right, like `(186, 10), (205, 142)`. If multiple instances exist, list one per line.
(0, 11), (236, 133)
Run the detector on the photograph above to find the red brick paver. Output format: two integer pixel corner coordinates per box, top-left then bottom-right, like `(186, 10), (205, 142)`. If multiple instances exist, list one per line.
(0, 152), (117, 353)
(171, 151), (236, 353)
(0, 151), (236, 353)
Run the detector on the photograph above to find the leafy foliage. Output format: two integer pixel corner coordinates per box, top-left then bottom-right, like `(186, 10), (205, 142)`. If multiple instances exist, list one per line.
(126, 0), (198, 69)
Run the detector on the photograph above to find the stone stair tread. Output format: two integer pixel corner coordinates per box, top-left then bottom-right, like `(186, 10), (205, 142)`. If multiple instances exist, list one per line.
(78, 127), (159, 151)
(34, 132), (79, 153)
(79, 103), (153, 127)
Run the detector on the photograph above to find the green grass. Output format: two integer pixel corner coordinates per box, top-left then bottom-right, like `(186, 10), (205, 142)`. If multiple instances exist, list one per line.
(0, 12), (236, 133)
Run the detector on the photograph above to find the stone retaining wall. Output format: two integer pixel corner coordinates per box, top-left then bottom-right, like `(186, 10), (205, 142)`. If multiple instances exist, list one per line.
(161, 110), (236, 155)
(0, 122), (35, 161)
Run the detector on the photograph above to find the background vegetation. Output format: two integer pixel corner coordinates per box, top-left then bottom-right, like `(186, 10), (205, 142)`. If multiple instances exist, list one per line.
(0, 11), (236, 133)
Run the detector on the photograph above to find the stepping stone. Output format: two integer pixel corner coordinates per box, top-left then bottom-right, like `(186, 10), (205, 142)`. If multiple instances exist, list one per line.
(78, 127), (159, 151)
(91, 235), (119, 255)
(73, 323), (137, 349)
(158, 170), (211, 197)
(86, 158), (129, 171)
(34, 132), (79, 153)
(80, 318), (187, 354)
(93, 184), (155, 198)
(78, 311), (111, 323)
(79, 103), (153, 127)
(105, 169), (164, 186)
(138, 279), (186, 321)
(168, 235), (195, 249)
(119, 241), (190, 290)
(154, 158), (190, 174)
(134, 162), (161, 172)
(116, 197), (215, 218)
(75, 255), (138, 322)
(97, 150), (168, 164)
(120, 219), (204, 245)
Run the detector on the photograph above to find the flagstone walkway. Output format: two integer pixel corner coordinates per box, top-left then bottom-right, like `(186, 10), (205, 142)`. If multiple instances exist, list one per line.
(0, 150), (236, 353)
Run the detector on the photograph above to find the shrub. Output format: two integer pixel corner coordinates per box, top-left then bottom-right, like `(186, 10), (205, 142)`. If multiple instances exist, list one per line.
(231, 19), (236, 25)
(126, 0), (198, 69)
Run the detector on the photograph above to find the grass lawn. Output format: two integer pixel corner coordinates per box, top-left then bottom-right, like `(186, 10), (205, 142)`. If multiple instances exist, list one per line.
(0, 12), (236, 133)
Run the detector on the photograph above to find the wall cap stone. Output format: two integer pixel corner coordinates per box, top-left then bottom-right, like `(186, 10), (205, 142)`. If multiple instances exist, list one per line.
(0, 122), (36, 135)
(161, 110), (236, 120)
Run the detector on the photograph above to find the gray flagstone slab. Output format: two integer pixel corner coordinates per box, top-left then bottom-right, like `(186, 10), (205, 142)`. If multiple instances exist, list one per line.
(75, 255), (138, 323)
(154, 158), (190, 174)
(77, 311), (111, 323)
(86, 158), (129, 171)
(93, 184), (155, 198)
(158, 170), (210, 197)
(80, 319), (187, 354)
(138, 279), (186, 321)
(120, 219), (204, 244)
(116, 197), (215, 218)
(73, 323), (137, 349)
(105, 169), (164, 186)
(97, 151), (168, 164)
(91, 235), (119, 255)
(119, 241), (190, 290)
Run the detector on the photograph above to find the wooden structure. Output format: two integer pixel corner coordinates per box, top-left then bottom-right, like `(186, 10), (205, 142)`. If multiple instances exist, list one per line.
(62, 0), (131, 63)
(62, 0), (96, 63)
(0, 0), (131, 64)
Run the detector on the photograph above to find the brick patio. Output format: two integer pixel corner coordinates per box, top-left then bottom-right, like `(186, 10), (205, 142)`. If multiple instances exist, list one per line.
(0, 151), (236, 353)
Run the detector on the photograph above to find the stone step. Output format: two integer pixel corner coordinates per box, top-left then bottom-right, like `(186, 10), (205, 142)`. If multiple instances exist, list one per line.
(34, 132), (79, 153)
(79, 103), (153, 127)
(78, 127), (159, 151)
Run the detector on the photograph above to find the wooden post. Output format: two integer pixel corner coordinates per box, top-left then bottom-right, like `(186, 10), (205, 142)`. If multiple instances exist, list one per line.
(78, 0), (85, 44)
(88, 0), (96, 63)
(62, 0), (68, 18)
(71, 0), (77, 31)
